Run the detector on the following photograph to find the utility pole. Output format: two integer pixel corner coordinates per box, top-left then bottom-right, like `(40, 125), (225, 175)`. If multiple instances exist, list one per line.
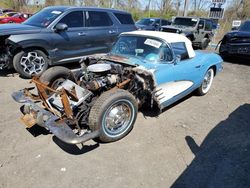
(183, 0), (190, 16)
(148, 0), (151, 17)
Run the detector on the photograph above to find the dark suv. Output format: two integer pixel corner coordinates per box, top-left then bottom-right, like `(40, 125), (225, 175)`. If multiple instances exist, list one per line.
(219, 20), (250, 59)
(135, 18), (171, 31)
(0, 6), (136, 78)
(161, 17), (214, 49)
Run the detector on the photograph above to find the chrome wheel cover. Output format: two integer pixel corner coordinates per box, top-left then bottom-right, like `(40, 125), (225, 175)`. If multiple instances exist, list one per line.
(103, 100), (134, 137)
(202, 69), (214, 93)
(20, 52), (45, 75)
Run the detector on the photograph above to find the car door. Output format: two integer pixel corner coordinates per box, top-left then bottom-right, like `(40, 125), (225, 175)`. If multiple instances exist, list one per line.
(195, 19), (206, 42)
(153, 42), (202, 108)
(51, 10), (88, 62)
(84, 10), (118, 53)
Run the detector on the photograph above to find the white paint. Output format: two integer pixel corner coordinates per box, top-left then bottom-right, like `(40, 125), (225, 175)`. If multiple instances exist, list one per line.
(154, 81), (193, 104)
(122, 31), (196, 59)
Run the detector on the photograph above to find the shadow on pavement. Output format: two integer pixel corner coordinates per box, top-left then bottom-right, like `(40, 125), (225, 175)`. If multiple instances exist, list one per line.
(141, 93), (193, 118)
(26, 125), (51, 137)
(52, 136), (99, 155)
(223, 57), (250, 65)
(171, 103), (250, 188)
(0, 68), (17, 77)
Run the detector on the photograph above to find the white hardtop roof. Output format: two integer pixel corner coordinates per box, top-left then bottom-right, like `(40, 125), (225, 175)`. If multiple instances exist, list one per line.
(121, 30), (196, 58)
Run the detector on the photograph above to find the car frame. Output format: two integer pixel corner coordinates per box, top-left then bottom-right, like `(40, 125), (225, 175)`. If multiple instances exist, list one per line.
(12, 31), (223, 145)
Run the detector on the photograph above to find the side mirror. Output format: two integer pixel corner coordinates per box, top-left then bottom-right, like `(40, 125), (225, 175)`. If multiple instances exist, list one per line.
(55, 23), (68, 32)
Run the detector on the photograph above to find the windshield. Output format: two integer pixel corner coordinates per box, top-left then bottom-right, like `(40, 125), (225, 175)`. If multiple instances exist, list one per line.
(239, 21), (250, 32)
(173, 17), (198, 27)
(111, 36), (173, 63)
(136, 18), (159, 26)
(23, 8), (64, 28)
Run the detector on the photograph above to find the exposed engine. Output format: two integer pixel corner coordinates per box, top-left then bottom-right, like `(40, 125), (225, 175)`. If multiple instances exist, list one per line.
(12, 56), (156, 144)
(83, 63), (122, 92)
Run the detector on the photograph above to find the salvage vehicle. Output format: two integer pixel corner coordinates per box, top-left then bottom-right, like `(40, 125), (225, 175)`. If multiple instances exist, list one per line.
(0, 6), (136, 78)
(161, 17), (214, 49)
(135, 18), (171, 31)
(12, 31), (223, 145)
(0, 13), (32, 24)
(219, 20), (250, 59)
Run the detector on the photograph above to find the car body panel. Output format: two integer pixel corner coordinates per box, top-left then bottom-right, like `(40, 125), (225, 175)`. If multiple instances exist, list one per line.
(108, 31), (223, 109)
(219, 21), (250, 58)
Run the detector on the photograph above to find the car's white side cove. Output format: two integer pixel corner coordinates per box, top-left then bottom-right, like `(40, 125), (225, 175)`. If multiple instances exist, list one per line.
(154, 81), (194, 104)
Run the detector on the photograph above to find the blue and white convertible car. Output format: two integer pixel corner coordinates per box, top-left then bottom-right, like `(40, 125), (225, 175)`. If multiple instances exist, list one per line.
(12, 31), (223, 145)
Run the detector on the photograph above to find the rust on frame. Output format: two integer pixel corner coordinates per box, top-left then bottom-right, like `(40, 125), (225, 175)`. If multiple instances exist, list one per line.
(60, 88), (73, 119)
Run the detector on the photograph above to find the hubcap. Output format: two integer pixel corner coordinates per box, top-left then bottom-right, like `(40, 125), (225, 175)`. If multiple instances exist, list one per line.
(104, 100), (132, 136)
(20, 52), (45, 75)
(202, 69), (213, 93)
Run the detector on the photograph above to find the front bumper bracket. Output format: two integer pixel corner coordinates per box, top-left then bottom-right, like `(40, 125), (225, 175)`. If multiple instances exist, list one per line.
(12, 90), (100, 144)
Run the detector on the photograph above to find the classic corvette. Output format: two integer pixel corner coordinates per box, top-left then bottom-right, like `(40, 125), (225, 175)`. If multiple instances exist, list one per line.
(12, 31), (223, 144)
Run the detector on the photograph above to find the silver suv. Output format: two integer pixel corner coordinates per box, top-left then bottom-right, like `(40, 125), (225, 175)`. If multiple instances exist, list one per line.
(161, 17), (214, 49)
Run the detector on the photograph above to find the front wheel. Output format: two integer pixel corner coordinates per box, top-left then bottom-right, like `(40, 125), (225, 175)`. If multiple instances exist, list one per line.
(197, 68), (214, 96)
(89, 89), (138, 143)
(13, 49), (49, 78)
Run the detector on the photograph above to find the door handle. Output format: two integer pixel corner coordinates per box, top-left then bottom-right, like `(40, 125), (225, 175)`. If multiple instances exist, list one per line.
(78, 32), (86, 36)
(109, 30), (117, 34)
(195, 65), (201, 68)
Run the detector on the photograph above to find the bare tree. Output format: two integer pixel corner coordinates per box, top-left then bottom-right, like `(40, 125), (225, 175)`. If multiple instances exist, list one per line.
(156, 0), (173, 15)
(192, 0), (211, 11)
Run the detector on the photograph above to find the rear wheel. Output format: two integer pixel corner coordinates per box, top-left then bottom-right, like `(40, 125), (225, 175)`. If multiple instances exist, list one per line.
(197, 68), (214, 96)
(89, 89), (138, 143)
(13, 49), (49, 78)
(39, 66), (75, 95)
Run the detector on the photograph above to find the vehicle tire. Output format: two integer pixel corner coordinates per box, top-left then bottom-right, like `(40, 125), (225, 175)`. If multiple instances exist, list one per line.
(89, 89), (138, 143)
(13, 49), (49, 79)
(197, 68), (214, 96)
(39, 66), (75, 95)
(200, 38), (210, 50)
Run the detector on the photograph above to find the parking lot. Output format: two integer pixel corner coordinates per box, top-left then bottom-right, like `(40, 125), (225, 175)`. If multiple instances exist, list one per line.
(0, 59), (249, 188)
